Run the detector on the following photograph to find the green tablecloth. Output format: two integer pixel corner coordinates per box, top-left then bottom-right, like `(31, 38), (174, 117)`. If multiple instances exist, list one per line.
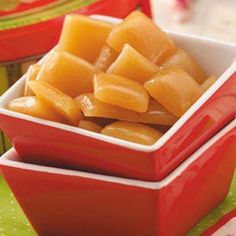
(0, 176), (34, 236)
(0, 173), (235, 236)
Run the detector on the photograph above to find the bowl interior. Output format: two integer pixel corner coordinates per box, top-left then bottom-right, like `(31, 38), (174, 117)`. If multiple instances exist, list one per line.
(170, 33), (236, 77)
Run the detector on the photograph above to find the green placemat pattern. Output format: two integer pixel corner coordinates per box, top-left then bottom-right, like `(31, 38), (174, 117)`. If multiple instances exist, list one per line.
(0, 177), (35, 236)
(188, 172), (236, 235)
(0, 0), (97, 30)
(0, 173), (235, 236)
(0, 133), (11, 156)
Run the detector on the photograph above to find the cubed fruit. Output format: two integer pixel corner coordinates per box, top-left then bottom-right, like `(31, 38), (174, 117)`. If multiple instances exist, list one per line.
(76, 93), (139, 121)
(101, 121), (162, 145)
(78, 120), (102, 133)
(94, 44), (118, 71)
(144, 68), (203, 117)
(201, 76), (217, 91)
(24, 64), (41, 96)
(76, 94), (176, 126)
(149, 125), (170, 134)
(29, 81), (83, 125)
(36, 50), (97, 97)
(107, 44), (159, 83)
(163, 48), (207, 84)
(106, 11), (176, 65)
(85, 117), (115, 127)
(59, 14), (114, 63)
(94, 73), (149, 112)
(138, 99), (177, 126)
(8, 96), (65, 123)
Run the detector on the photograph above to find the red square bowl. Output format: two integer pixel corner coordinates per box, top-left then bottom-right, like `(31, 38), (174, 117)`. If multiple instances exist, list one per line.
(1, 119), (236, 236)
(0, 15), (236, 181)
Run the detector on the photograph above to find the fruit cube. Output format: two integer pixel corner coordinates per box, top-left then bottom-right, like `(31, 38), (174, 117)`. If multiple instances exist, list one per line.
(24, 64), (41, 96)
(138, 99), (177, 126)
(59, 14), (114, 63)
(77, 94), (176, 126)
(163, 48), (207, 84)
(76, 93), (139, 122)
(107, 44), (159, 83)
(101, 121), (162, 145)
(36, 50), (97, 97)
(144, 68), (203, 117)
(106, 11), (176, 64)
(94, 44), (118, 71)
(85, 117), (115, 127)
(29, 81), (83, 125)
(78, 120), (102, 133)
(201, 76), (217, 91)
(94, 73), (149, 112)
(8, 96), (65, 123)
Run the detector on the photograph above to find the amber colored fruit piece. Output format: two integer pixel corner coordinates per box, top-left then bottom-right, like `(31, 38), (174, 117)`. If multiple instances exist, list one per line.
(36, 50), (97, 97)
(148, 125), (170, 134)
(76, 93), (139, 121)
(77, 94), (176, 126)
(106, 11), (176, 65)
(101, 121), (162, 145)
(163, 48), (207, 84)
(24, 64), (41, 96)
(59, 14), (114, 63)
(78, 120), (102, 133)
(29, 81), (83, 125)
(107, 44), (159, 83)
(94, 73), (149, 112)
(201, 76), (217, 91)
(144, 68), (203, 117)
(85, 117), (115, 127)
(8, 96), (65, 123)
(94, 44), (118, 71)
(138, 99), (177, 125)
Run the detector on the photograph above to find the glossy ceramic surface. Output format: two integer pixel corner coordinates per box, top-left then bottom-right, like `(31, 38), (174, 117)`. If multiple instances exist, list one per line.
(0, 16), (236, 181)
(1, 119), (236, 236)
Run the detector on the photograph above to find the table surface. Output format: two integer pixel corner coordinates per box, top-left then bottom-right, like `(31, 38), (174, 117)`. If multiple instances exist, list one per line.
(151, 0), (236, 44)
(0, 173), (236, 236)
